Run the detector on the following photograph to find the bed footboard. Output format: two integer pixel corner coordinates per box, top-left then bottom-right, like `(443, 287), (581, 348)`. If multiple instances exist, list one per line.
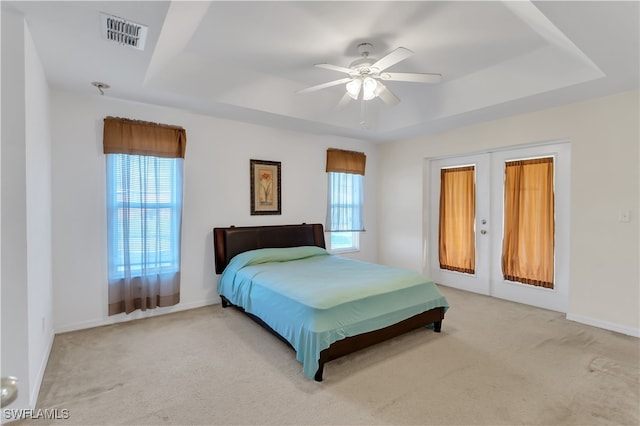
(220, 295), (445, 382)
(314, 307), (445, 381)
(219, 296), (444, 381)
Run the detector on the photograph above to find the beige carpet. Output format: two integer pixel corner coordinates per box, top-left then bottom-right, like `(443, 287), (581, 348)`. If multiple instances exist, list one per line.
(15, 286), (640, 425)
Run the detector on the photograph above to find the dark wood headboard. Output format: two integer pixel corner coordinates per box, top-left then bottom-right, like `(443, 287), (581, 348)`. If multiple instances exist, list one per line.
(213, 223), (325, 274)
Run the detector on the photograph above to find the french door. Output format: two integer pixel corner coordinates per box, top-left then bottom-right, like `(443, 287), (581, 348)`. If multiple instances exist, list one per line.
(427, 143), (570, 312)
(428, 153), (491, 295)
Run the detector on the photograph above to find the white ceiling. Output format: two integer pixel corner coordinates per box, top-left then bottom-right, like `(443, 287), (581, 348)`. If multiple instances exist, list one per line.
(8, 1), (639, 143)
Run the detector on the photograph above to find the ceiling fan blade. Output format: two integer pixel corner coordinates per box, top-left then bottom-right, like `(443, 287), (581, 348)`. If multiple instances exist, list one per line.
(335, 92), (352, 110)
(375, 82), (400, 106)
(371, 47), (413, 72)
(380, 72), (442, 84)
(315, 63), (355, 75)
(297, 77), (352, 94)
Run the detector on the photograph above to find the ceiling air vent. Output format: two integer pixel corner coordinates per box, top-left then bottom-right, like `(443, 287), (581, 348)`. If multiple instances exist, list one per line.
(101, 13), (148, 51)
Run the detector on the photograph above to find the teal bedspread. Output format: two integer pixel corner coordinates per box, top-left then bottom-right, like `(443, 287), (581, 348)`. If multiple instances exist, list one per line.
(218, 246), (449, 379)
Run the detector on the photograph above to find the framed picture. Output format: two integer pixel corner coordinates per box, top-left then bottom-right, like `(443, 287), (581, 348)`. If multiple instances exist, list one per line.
(250, 159), (281, 215)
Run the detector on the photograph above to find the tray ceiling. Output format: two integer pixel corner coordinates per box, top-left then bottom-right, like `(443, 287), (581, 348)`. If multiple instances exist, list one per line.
(8, 1), (639, 142)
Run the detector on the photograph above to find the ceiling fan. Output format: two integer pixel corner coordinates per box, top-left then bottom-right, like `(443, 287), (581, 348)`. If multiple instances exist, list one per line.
(297, 42), (442, 108)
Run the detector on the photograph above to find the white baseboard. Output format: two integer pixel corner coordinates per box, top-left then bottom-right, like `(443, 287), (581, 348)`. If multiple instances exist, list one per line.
(566, 313), (640, 338)
(54, 298), (220, 334)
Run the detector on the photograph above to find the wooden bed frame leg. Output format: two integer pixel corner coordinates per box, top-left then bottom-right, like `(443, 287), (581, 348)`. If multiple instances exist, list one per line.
(220, 296), (230, 308)
(314, 363), (324, 382)
(433, 320), (442, 333)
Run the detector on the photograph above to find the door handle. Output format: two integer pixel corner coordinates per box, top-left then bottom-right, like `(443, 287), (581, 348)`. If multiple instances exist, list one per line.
(1, 376), (18, 407)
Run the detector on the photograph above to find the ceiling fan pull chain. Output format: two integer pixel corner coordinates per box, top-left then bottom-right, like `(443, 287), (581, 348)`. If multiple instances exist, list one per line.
(360, 98), (367, 128)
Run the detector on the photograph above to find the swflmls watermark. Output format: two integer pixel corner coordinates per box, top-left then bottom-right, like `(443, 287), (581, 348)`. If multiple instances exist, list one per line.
(3, 408), (70, 421)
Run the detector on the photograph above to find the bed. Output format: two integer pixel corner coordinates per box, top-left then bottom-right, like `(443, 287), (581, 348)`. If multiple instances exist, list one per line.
(213, 223), (448, 381)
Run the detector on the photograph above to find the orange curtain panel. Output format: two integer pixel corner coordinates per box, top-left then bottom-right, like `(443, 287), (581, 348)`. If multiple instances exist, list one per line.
(439, 166), (476, 274)
(501, 157), (555, 288)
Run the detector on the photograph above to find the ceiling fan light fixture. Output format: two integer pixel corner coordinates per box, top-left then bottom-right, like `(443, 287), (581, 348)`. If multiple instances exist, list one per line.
(346, 79), (362, 99)
(362, 77), (377, 100)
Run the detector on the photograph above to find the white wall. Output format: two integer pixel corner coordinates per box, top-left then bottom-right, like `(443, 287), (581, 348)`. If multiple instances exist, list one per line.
(50, 91), (377, 333)
(1, 3), (54, 415)
(378, 91), (640, 336)
(1, 4), (30, 413)
(24, 18), (54, 407)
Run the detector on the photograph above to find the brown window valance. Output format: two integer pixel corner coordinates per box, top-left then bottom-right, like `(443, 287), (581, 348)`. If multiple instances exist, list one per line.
(103, 116), (187, 158)
(326, 148), (366, 175)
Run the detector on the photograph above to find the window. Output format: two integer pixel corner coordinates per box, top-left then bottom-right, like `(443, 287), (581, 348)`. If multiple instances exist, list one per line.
(329, 231), (360, 253)
(106, 154), (182, 279)
(103, 116), (186, 315)
(326, 172), (364, 252)
(324, 148), (366, 253)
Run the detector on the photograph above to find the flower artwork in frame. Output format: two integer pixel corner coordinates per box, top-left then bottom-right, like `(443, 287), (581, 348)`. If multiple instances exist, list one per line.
(250, 159), (281, 215)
